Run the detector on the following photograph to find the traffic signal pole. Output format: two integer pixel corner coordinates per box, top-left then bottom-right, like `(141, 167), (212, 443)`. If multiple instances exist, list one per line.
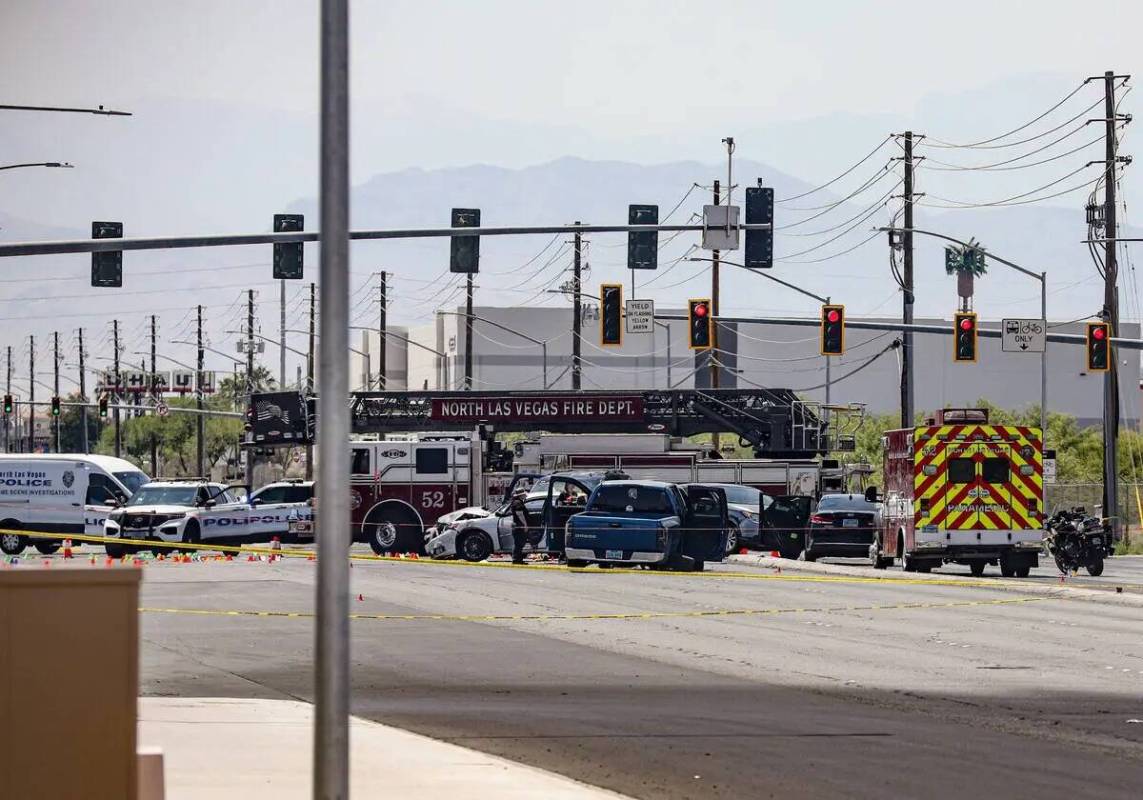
(52, 331), (60, 452)
(78, 328), (89, 454)
(464, 271), (474, 390)
(378, 270), (387, 390)
(196, 306), (205, 478)
(113, 319), (122, 458)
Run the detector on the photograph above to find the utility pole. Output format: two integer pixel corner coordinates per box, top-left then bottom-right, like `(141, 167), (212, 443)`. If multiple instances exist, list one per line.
(711, 180), (721, 452)
(150, 315), (158, 477)
(246, 289), (255, 488)
(901, 130), (916, 428)
(1101, 70), (1121, 535)
(378, 270), (387, 390)
(464, 271), (474, 389)
(5, 346), (11, 453)
(196, 306), (205, 478)
(52, 331), (60, 452)
(113, 320), (121, 458)
(306, 281), (315, 480)
(280, 279), (287, 388)
(572, 222), (582, 390)
(78, 328), (88, 454)
(27, 336), (34, 453)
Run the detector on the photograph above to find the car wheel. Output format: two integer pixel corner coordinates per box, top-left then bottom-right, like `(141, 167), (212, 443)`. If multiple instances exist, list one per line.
(0, 523), (26, 556)
(458, 531), (493, 563)
(566, 559), (589, 569)
(999, 563), (1015, 578)
(725, 524), (739, 555)
(181, 521), (201, 555)
(105, 541), (125, 558)
(802, 534), (817, 562)
(898, 533), (916, 572)
(970, 561), (986, 577)
(692, 559), (705, 572)
(1015, 565), (1031, 578)
(34, 541), (61, 555)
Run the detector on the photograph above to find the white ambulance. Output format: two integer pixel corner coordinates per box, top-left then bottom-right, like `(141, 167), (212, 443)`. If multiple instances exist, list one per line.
(0, 454), (150, 556)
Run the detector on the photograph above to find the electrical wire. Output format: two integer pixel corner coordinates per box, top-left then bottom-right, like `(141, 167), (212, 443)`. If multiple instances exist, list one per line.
(780, 161), (895, 212)
(778, 179), (903, 236)
(777, 136), (893, 204)
(922, 86), (1109, 150)
(918, 162), (1102, 209)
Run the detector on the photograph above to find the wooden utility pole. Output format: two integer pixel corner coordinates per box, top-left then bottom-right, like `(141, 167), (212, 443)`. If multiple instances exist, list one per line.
(27, 335), (34, 453)
(306, 281), (315, 480)
(196, 305), (205, 478)
(378, 270), (387, 390)
(52, 331), (60, 452)
(77, 328), (88, 454)
(1101, 70), (1122, 534)
(112, 320), (121, 458)
(572, 222), (582, 390)
(711, 181), (721, 452)
(901, 131), (915, 429)
(464, 272), (474, 389)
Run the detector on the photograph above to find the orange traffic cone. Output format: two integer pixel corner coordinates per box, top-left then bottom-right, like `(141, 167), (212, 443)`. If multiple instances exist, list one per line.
(269, 536), (282, 563)
(62, 538), (73, 559)
(247, 554), (256, 562)
(770, 550), (781, 559)
(357, 593), (364, 602)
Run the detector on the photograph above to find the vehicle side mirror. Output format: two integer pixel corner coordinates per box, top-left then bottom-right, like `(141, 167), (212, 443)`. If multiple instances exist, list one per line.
(250, 497), (262, 506)
(204, 499), (216, 508)
(864, 486), (880, 503)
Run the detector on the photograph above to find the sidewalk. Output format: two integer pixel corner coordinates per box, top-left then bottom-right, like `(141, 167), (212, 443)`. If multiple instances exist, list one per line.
(139, 697), (630, 799)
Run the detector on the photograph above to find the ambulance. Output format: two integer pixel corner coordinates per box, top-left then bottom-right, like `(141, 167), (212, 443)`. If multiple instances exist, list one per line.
(873, 408), (1044, 577)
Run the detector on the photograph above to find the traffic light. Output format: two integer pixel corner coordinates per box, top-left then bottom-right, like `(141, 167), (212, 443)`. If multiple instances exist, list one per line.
(600, 284), (623, 346)
(627, 204), (658, 270)
(3, 395), (12, 416)
(954, 311), (978, 363)
(98, 394), (109, 419)
(688, 299), (712, 350)
(820, 304), (845, 355)
(273, 213), (304, 279)
(744, 186), (774, 269)
(449, 208), (480, 273)
(51, 396), (61, 417)
(91, 221), (123, 287)
(1086, 321), (1110, 372)
(245, 402), (256, 433)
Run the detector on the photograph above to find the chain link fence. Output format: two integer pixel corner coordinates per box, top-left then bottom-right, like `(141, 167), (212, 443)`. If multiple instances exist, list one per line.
(1045, 482), (1141, 546)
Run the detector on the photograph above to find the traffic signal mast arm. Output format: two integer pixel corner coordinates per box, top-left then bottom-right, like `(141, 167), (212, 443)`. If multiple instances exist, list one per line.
(0, 221), (773, 258)
(653, 314), (1143, 350)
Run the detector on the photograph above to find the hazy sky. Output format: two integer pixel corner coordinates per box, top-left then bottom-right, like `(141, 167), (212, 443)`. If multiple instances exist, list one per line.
(1, 1), (1141, 387)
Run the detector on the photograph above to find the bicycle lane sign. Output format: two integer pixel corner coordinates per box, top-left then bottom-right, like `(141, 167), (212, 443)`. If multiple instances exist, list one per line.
(1001, 318), (1046, 353)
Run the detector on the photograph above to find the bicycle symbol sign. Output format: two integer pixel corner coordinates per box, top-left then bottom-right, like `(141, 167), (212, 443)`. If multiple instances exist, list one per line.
(1001, 318), (1046, 353)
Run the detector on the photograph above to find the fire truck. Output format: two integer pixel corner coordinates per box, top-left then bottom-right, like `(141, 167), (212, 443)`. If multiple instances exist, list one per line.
(873, 408), (1044, 577)
(250, 388), (868, 555)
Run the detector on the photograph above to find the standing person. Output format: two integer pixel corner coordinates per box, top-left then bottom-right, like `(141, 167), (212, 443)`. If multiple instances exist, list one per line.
(510, 486), (530, 564)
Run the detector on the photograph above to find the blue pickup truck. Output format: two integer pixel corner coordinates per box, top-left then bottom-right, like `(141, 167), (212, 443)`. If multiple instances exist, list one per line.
(564, 480), (729, 571)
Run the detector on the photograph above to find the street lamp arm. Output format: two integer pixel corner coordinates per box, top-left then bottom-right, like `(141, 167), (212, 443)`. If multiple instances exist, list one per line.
(0, 161), (74, 171)
(0, 104), (131, 116)
(688, 256), (830, 304)
(346, 325), (445, 359)
(878, 226), (1042, 282)
(435, 310), (547, 346)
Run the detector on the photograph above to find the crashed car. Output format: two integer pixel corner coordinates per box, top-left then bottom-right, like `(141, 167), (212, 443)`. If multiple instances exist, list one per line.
(425, 472), (616, 561)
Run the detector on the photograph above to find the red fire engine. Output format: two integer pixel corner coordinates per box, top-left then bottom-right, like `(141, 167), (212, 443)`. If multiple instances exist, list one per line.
(874, 408), (1044, 577)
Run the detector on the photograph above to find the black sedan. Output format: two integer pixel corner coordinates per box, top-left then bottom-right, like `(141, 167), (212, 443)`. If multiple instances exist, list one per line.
(803, 493), (882, 561)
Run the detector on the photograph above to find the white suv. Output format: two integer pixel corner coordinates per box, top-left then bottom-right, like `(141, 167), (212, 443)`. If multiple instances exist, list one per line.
(104, 479), (313, 555)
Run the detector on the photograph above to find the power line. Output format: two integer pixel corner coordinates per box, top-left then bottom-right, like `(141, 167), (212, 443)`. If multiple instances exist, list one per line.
(776, 136), (893, 204)
(922, 81), (1090, 149)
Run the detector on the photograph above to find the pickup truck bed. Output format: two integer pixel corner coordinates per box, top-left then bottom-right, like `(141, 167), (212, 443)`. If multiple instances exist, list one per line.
(564, 513), (671, 563)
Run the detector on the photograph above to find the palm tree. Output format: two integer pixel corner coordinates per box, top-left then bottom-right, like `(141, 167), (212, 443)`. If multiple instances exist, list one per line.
(946, 238), (987, 312)
(217, 367), (278, 406)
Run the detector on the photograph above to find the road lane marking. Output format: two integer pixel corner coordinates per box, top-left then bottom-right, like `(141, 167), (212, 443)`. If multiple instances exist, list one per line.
(139, 595), (1054, 624)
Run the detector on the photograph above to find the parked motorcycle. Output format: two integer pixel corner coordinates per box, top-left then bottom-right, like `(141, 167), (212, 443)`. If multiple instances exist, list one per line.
(1045, 507), (1107, 577)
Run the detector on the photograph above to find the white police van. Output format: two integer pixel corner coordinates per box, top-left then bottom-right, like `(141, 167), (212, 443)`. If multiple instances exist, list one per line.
(103, 479), (313, 556)
(0, 454), (149, 556)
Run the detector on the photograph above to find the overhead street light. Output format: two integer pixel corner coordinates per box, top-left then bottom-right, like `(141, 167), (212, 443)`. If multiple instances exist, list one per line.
(0, 103), (131, 116)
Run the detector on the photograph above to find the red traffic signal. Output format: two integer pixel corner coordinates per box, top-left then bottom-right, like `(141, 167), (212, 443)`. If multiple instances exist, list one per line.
(953, 312), (977, 363)
(688, 299), (712, 350)
(820, 304), (845, 355)
(1086, 322), (1110, 371)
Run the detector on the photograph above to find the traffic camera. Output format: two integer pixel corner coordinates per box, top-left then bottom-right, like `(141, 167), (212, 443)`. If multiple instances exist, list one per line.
(820, 304), (845, 355)
(688, 299), (712, 350)
(1086, 322), (1110, 372)
(953, 312), (977, 363)
(600, 284), (623, 346)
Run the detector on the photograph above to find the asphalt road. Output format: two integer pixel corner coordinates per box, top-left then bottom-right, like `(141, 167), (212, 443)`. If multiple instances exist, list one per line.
(134, 551), (1142, 799)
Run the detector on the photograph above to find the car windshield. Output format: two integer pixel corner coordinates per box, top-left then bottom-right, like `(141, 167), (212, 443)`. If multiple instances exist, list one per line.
(113, 470), (150, 496)
(719, 485), (761, 506)
(817, 495), (879, 512)
(589, 484), (674, 515)
(127, 486), (199, 507)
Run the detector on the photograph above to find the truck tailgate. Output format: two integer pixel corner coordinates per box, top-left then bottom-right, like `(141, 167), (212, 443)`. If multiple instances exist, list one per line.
(567, 514), (664, 552)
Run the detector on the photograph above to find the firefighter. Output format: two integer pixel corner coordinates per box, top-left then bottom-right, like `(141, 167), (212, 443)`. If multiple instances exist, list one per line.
(510, 486), (530, 564)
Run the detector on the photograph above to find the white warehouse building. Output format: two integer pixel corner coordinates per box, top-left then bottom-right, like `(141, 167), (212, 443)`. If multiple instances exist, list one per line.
(349, 306), (1139, 427)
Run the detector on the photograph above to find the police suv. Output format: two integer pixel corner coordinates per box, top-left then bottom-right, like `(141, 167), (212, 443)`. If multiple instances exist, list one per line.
(103, 479), (313, 556)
